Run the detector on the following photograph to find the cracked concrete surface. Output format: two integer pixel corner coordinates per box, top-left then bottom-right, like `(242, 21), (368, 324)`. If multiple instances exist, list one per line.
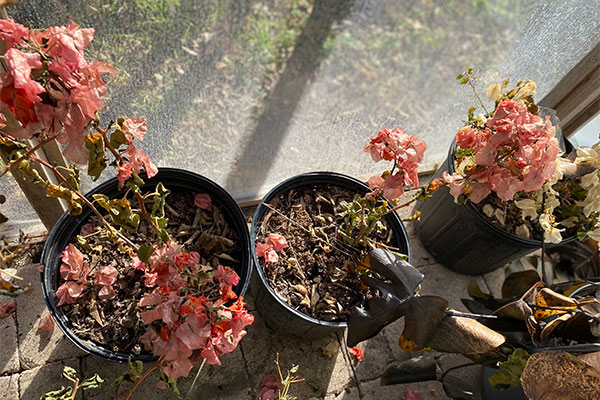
(0, 213), (505, 400)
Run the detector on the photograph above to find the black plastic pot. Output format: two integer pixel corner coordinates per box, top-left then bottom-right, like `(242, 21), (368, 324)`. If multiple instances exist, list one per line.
(414, 142), (575, 275)
(41, 168), (251, 363)
(250, 172), (412, 339)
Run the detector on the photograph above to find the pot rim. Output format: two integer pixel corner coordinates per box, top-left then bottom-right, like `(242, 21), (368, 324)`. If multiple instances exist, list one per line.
(250, 171), (412, 329)
(41, 167), (251, 363)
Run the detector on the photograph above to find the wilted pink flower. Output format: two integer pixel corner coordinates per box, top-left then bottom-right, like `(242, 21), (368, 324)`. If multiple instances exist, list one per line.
(59, 244), (88, 283)
(117, 163), (132, 187)
(98, 285), (116, 301)
(255, 242), (278, 263)
(194, 193), (212, 209)
(214, 265), (240, 287)
(122, 117), (147, 142)
(38, 314), (55, 333)
(267, 234), (287, 252)
(0, 18), (29, 49)
(96, 265), (118, 286)
(0, 302), (16, 318)
(56, 281), (84, 306)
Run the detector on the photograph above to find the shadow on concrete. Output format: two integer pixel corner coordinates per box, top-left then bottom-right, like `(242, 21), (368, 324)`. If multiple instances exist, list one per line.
(225, 0), (353, 196)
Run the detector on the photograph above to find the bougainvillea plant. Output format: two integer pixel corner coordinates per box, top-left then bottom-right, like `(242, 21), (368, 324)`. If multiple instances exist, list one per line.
(0, 18), (252, 398)
(437, 70), (599, 243)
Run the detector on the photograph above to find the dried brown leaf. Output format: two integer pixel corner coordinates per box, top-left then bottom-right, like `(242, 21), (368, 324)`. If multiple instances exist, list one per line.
(521, 351), (600, 400)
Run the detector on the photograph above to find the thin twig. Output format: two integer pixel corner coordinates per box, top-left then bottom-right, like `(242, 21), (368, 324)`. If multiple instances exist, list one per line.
(68, 378), (79, 400)
(445, 309), (498, 320)
(262, 203), (359, 260)
(468, 80), (489, 115)
(186, 358), (207, 398)
(336, 332), (363, 399)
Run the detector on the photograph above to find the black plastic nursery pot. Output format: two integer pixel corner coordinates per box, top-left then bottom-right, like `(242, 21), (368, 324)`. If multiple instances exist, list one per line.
(250, 172), (412, 340)
(41, 168), (252, 363)
(414, 143), (575, 275)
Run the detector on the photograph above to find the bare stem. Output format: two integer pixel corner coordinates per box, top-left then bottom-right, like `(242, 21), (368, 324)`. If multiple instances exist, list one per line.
(0, 131), (64, 179)
(68, 378), (79, 400)
(468, 80), (489, 115)
(123, 359), (163, 400)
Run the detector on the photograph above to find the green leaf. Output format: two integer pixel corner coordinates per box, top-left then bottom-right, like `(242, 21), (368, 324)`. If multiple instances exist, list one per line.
(290, 365), (299, 374)
(468, 107), (476, 120)
(159, 370), (181, 399)
(112, 359), (144, 387)
(40, 386), (73, 400)
(380, 355), (437, 386)
(80, 373), (105, 391)
(561, 203), (580, 219)
(62, 366), (78, 382)
(92, 194), (140, 233)
(467, 280), (492, 301)
(460, 77), (470, 85)
(109, 129), (127, 150)
(138, 244), (154, 264)
(85, 133), (106, 181)
(488, 348), (529, 390)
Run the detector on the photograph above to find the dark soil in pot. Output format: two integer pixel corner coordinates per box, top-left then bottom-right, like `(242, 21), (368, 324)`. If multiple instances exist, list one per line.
(251, 172), (411, 338)
(42, 168), (251, 362)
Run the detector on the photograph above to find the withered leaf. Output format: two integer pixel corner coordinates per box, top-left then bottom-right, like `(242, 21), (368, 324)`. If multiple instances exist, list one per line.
(380, 355), (437, 386)
(398, 295), (448, 352)
(502, 270), (541, 299)
(85, 133), (106, 181)
(426, 315), (506, 357)
(521, 351), (600, 400)
(366, 248), (424, 299)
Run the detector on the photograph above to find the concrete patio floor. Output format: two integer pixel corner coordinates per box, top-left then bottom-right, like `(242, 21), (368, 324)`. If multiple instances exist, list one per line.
(0, 202), (506, 400)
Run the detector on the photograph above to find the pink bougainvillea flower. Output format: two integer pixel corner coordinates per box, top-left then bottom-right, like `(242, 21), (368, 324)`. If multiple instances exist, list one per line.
(0, 18), (29, 49)
(98, 285), (116, 301)
(259, 373), (279, 400)
(0, 302), (16, 318)
(122, 117), (147, 142)
(194, 193), (212, 209)
(96, 265), (118, 286)
(56, 281), (84, 306)
(404, 389), (424, 400)
(0, 112), (6, 129)
(348, 346), (364, 362)
(214, 265), (240, 287)
(59, 244), (88, 283)
(38, 314), (55, 333)
(441, 171), (465, 198)
(267, 234), (288, 252)
(130, 255), (146, 271)
(116, 162), (133, 187)
(123, 144), (158, 178)
(255, 242), (278, 263)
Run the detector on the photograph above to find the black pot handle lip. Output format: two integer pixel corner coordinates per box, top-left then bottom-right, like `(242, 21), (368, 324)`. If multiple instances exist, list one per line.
(250, 171), (412, 328)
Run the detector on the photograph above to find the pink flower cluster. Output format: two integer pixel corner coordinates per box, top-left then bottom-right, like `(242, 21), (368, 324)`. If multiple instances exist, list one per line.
(449, 99), (560, 202)
(255, 234), (288, 263)
(0, 19), (115, 164)
(137, 241), (254, 380)
(56, 244), (89, 306)
(116, 117), (158, 186)
(364, 128), (427, 199)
